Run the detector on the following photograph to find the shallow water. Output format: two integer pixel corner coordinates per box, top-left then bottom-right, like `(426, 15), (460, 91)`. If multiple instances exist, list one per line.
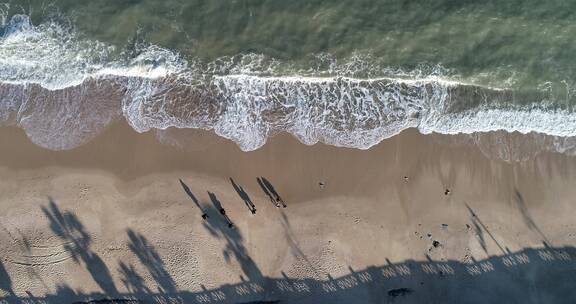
(0, 0), (575, 157)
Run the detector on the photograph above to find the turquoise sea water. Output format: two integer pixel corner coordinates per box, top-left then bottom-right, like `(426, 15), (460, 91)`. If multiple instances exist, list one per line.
(0, 0), (575, 154)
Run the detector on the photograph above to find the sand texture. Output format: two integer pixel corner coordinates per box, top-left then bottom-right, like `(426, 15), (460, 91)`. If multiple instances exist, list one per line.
(0, 124), (576, 303)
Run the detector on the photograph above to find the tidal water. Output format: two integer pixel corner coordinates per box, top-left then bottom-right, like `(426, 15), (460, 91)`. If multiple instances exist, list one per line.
(1, 0), (575, 159)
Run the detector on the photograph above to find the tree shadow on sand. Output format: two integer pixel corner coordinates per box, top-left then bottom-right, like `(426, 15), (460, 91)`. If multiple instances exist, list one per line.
(2, 234), (576, 303)
(203, 191), (264, 283)
(126, 229), (177, 294)
(465, 203), (506, 255)
(3, 199), (575, 303)
(42, 198), (118, 296)
(514, 189), (550, 245)
(0, 258), (14, 300)
(39, 200), (179, 303)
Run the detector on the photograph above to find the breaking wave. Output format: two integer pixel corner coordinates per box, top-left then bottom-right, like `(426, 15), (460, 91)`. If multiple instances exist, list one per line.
(1, 14), (575, 159)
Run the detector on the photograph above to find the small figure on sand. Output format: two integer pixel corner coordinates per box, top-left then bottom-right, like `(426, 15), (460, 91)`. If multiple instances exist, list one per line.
(444, 188), (451, 195)
(208, 191), (235, 229)
(257, 177), (286, 208)
(230, 177), (257, 215)
(403, 176), (409, 182)
(179, 178), (210, 221)
(319, 181), (326, 189)
(279, 199), (286, 208)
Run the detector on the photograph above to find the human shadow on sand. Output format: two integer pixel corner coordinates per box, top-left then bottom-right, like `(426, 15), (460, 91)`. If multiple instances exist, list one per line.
(257, 177), (286, 208)
(207, 191), (235, 228)
(230, 178), (257, 214)
(3, 201), (576, 303)
(2, 243), (576, 304)
(465, 203), (506, 255)
(204, 192), (264, 282)
(514, 189), (550, 245)
(179, 179), (209, 219)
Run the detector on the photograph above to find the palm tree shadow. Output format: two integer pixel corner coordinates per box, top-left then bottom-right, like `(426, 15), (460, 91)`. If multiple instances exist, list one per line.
(465, 203), (506, 255)
(0, 258), (15, 300)
(118, 261), (151, 296)
(126, 229), (177, 294)
(280, 211), (320, 276)
(514, 189), (550, 245)
(41, 198), (118, 296)
(204, 191), (264, 282)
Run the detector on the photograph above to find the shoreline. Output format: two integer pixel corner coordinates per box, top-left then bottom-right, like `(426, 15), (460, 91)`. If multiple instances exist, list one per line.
(0, 123), (575, 303)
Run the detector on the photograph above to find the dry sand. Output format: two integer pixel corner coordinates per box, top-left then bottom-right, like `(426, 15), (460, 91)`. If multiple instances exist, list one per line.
(0, 123), (576, 303)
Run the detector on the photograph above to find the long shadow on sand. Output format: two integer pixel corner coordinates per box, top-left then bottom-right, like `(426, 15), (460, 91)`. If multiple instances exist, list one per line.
(257, 177), (286, 208)
(204, 191), (264, 282)
(179, 179), (209, 219)
(2, 201), (576, 303)
(230, 178), (257, 214)
(0, 258), (14, 298)
(2, 244), (576, 304)
(42, 198), (118, 296)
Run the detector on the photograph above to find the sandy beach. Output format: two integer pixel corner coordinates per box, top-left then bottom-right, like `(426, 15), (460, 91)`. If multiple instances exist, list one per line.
(0, 123), (574, 303)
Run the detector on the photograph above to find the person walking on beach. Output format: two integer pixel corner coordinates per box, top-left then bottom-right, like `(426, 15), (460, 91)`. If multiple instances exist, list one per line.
(259, 177), (287, 208)
(257, 177), (281, 208)
(230, 177), (257, 214)
(179, 178), (210, 221)
(276, 196), (286, 208)
(208, 191), (235, 229)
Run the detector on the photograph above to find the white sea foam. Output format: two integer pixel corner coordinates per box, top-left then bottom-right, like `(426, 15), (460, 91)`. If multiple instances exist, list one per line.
(0, 14), (575, 159)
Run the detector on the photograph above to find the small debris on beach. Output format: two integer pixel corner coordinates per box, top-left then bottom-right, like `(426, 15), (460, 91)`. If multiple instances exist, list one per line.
(466, 224), (471, 230)
(432, 240), (440, 248)
(388, 288), (413, 298)
(441, 224), (448, 229)
(427, 233), (432, 238)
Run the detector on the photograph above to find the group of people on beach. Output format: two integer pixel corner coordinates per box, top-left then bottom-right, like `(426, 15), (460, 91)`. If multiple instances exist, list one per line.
(180, 177), (286, 229)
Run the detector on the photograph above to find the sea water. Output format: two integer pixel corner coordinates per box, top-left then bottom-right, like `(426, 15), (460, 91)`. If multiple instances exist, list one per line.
(1, 0), (575, 160)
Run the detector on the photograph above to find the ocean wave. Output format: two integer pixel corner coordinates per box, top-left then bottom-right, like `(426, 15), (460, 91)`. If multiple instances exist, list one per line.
(1, 14), (575, 159)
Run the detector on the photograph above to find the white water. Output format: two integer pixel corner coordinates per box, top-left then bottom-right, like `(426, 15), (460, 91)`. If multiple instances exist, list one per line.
(1, 14), (576, 160)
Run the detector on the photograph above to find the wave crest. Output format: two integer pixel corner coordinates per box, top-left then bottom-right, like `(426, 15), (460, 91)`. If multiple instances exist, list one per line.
(1, 14), (575, 159)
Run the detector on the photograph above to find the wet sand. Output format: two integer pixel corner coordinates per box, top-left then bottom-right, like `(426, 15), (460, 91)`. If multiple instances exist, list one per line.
(0, 123), (576, 303)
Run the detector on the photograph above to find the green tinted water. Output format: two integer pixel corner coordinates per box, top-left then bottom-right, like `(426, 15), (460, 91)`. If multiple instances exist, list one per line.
(6, 0), (576, 94)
